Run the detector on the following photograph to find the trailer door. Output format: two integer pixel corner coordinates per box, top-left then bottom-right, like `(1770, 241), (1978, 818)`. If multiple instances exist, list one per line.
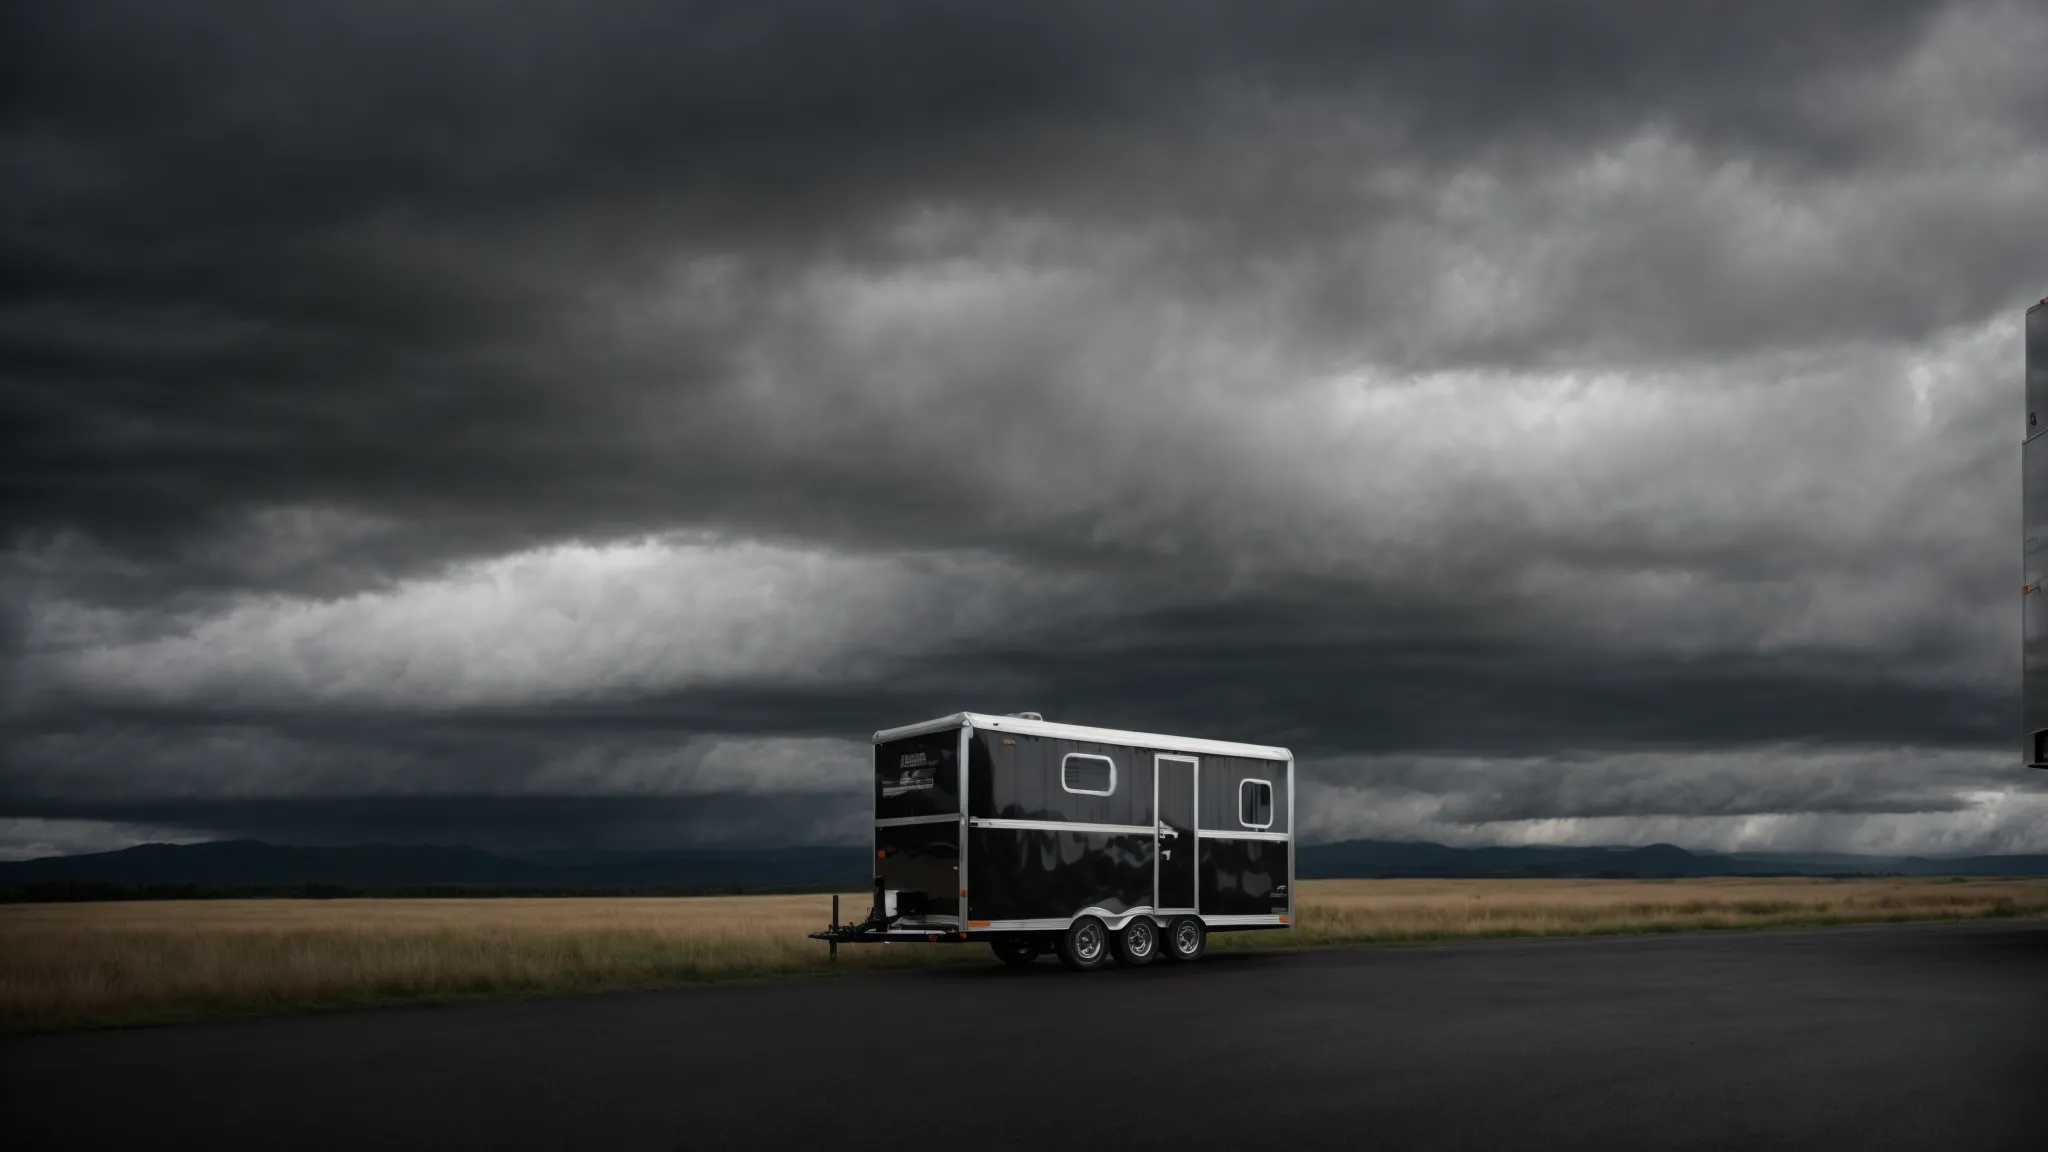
(1155, 754), (1197, 912)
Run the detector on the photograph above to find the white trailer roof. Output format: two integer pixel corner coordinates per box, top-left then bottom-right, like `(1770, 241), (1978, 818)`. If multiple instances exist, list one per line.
(871, 712), (1292, 762)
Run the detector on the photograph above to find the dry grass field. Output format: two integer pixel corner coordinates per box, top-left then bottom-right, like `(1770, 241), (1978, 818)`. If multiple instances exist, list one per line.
(1219, 876), (2048, 948)
(4, 876), (2044, 1032)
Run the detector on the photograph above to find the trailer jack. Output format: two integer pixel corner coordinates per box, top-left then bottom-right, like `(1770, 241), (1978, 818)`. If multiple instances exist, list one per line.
(808, 879), (900, 958)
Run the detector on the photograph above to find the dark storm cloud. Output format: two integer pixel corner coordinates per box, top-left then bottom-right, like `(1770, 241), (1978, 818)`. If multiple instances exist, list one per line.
(0, 718), (877, 851)
(4, 1), (2046, 854)
(7, 0), (2034, 570)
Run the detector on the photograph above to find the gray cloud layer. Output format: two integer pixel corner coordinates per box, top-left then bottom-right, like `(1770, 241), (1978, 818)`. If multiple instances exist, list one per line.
(4, 1), (2047, 855)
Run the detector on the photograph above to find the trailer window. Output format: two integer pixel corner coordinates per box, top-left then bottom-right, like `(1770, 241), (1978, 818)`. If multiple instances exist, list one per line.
(1239, 779), (1273, 829)
(1061, 753), (1116, 797)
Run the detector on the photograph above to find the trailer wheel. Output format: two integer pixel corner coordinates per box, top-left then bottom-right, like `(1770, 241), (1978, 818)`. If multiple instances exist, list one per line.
(990, 939), (1040, 967)
(1057, 916), (1111, 971)
(1165, 916), (1206, 962)
(1111, 917), (1157, 967)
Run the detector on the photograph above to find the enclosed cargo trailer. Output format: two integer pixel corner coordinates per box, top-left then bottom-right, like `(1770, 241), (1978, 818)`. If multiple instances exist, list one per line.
(812, 712), (1295, 969)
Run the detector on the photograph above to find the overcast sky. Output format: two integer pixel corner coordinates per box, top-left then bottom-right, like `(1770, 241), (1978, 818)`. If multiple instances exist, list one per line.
(5, 1), (2048, 860)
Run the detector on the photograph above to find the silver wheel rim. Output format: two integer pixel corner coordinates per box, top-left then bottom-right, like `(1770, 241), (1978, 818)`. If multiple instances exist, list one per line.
(1176, 921), (1200, 955)
(1076, 922), (1104, 961)
(1128, 921), (1154, 957)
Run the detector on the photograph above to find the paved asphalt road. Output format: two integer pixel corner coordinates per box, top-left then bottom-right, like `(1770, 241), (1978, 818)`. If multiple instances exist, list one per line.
(3, 920), (2044, 1150)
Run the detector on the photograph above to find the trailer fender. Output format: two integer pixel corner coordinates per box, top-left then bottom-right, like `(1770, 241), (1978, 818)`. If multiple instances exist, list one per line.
(1082, 906), (1166, 933)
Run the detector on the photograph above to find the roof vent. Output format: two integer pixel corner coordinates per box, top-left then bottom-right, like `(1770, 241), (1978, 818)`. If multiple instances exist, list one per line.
(1006, 711), (1044, 721)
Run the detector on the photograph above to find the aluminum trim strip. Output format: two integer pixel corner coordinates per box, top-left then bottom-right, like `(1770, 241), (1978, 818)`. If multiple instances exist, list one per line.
(874, 712), (1291, 759)
(959, 713), (1291, 761)
(1195, 829), (1292, 843)
(873, 813), (960, 827)
(966, 908), (1168, 933)
(1286, 755), (1296, 923)
(970, 817), (1157, 836)
(957, 721), (971, 923)
(871, 713), (969, 744)
(1202, 914), (1289, 927)
(1193, 753), (1202, 914)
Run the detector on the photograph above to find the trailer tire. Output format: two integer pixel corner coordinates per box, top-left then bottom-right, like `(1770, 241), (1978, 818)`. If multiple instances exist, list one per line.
(1111, 917), (1158, 967)
(1056, 916), (1111, 971)
(1165, 916), (1206, 962)
(991, 939), (1040, 967)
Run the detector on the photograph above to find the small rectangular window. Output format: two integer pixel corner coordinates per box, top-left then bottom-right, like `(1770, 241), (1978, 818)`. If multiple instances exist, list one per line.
(1061, 752), (1116, 796)
(1239, 779), (1273, 829)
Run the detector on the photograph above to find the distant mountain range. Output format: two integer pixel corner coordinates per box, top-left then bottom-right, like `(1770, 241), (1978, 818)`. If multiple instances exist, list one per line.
(0, 841), (873, 896)
(1297, 840), (2048, 879)
(4, 838), (2047, 898)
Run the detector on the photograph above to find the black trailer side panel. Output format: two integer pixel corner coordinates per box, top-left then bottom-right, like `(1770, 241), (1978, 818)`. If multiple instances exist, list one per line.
(1196, 755), (1290, 834)
(875, 731), (961, 821)
(966, 731), (1156, 826)
(967, 828), (1153, 920)
(1199, 838), (1291, 916)
(876, 822), (960, 921)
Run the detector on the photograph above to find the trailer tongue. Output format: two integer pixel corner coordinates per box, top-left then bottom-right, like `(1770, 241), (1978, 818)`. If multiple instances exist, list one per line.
(808, 881), (970, 956)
